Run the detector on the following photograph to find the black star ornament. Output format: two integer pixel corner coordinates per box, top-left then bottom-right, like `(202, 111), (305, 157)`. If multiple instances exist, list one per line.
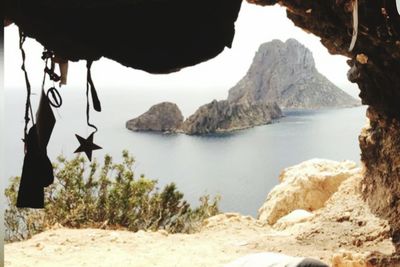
(74, 133), (102, 161)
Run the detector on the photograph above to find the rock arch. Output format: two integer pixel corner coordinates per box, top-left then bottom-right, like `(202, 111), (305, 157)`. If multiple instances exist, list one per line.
(5, 0), (400, 264)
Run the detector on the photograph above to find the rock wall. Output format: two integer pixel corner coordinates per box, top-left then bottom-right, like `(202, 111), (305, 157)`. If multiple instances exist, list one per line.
(359, 107), (400, 252)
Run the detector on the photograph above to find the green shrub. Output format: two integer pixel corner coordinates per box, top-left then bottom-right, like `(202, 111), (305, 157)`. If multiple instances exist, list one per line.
(5, 151), (220, 242)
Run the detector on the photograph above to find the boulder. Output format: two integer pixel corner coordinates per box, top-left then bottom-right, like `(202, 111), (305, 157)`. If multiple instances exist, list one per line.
(258, 159), (359, 225)
(273, 209), (314, 231)
(331, 252), (369, 267)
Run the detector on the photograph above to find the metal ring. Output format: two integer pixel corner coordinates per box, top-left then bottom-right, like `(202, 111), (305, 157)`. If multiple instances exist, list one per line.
(46, 87), (63, 108)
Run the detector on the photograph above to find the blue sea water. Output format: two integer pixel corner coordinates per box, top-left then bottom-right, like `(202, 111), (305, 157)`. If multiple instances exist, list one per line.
(4, 88), (366, 217)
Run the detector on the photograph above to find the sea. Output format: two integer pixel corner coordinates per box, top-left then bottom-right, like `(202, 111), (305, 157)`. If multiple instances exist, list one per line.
(3, 87), (367, 217)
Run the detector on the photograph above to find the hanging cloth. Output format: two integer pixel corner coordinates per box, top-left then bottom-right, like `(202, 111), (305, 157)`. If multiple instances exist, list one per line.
(16, 91), (56, 208)
(16, 37), (56, 209)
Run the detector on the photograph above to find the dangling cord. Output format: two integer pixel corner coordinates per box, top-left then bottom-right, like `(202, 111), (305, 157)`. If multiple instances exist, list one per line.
(19, 29), (35, 141)
(41, 51), (49, 91)
(86, 61), (100, 133)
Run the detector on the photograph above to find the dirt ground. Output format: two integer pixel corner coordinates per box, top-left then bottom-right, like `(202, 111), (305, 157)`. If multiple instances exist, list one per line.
(4, 173), (395, 267)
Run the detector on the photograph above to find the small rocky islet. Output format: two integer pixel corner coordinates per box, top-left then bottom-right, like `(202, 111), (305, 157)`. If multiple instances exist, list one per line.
(126, 102), (184, 133)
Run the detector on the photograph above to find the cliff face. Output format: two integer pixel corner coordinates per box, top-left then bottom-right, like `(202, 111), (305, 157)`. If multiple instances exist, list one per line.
(182, 100), (282, 135)
(126, 102), (184, 132)
(248, 0), (400, 262)
(228, 39), (360, 109)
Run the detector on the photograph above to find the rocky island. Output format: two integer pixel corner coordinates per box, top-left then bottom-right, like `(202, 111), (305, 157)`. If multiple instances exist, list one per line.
(126, 100), (282, 135)
(126, 102), (184, 133)
(228, 39), (360, 109)
(182, 100), (282, 135)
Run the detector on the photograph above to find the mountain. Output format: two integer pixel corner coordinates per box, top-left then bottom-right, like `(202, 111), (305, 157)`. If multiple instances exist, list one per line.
(228, 39), (360, 109)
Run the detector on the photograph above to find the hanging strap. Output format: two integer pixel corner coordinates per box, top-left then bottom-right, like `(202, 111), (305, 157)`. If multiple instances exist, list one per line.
(87, 61), (101, 112)
(85, 61), (101, 133)
(19, 29), (35, 140)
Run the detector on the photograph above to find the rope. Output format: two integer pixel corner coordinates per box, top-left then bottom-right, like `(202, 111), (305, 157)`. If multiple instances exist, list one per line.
(19, 29), (35, 140)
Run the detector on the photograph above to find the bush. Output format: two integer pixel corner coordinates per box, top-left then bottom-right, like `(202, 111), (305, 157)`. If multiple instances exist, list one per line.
(5, 151), (220, 242)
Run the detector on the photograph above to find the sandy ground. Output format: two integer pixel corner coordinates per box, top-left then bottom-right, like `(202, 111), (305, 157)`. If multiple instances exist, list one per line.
(4, 174), (395, 267)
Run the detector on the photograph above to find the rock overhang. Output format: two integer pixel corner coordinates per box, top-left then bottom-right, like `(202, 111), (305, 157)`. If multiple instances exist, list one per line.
(5, 0), (243, 74)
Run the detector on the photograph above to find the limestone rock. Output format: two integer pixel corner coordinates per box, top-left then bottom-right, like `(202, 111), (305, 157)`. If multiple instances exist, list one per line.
(202, 212), (260, 230)
(273, 209), (314, 231)
(182, 100), (282, 135)
(228, 39), (360, 109)
(258, 159), (359, 225)
(332, 252), (369, 267)
(126, 102), (183, 133)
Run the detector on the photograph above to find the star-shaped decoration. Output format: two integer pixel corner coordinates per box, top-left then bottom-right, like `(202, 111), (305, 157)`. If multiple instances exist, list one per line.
(74, 133), (102, 161)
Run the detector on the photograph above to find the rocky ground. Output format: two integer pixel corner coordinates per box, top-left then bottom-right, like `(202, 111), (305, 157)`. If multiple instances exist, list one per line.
(4, 160), (395, 267)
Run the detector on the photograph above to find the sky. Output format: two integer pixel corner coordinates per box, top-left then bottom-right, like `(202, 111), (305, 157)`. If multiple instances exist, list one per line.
(4, 2), (360, 98)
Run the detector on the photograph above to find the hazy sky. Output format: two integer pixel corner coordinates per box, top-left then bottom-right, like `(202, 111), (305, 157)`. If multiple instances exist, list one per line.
(4, 2), (360, 97)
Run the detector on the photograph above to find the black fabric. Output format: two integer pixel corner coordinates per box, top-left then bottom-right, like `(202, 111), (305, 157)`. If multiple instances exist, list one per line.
(16, 125), (54, 208)
(36, 89), (56, 150)
(17, 91), (56, 209)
